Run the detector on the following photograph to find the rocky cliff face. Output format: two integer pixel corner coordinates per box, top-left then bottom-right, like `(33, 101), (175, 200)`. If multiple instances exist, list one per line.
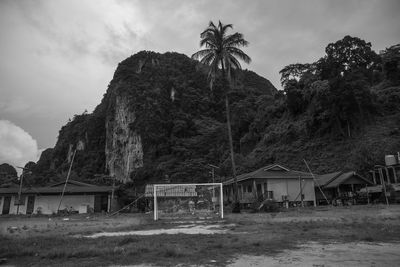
(29, 51), (277, 185)
(105, 94), (143, 183)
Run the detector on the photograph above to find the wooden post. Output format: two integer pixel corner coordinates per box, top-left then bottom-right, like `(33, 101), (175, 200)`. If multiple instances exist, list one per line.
(220, 183), (224, 219)
(299, 176), (304, 207)
(153, 185), (157, 221)
(253, 180), (257, 199)
(378, 168), (389, 206)
(390, 167), (397, 183)
(385, 167), (391, 184)
(372, 171), (376, 184)
(365, 184), (369, 205)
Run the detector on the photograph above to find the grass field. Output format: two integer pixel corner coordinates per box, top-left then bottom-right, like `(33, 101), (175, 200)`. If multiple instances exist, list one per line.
(1, 205), (400, 266)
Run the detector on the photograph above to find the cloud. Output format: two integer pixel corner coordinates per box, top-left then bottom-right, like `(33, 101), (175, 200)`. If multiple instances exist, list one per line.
(0, 120), (41, 172)
(0, 0), (399, 150)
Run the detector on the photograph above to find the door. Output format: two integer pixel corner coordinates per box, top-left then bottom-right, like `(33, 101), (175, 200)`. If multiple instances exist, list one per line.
(256, 184), (262, 199)
(26, 196), (35, 215)
(94, 195), (109, 212)
(2, 196), (11, 214)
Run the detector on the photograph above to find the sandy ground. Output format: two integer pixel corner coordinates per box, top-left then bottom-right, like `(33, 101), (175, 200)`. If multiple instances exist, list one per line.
(113, 242), (400, 267)
(0, 213), (145, 238)
(82, 223), (234, 238)
(1, 205), (400, 266)
(229, 242), (400, 267)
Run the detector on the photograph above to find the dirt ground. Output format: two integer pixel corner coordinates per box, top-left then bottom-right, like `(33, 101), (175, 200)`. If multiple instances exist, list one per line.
(1, 205), (400, 266)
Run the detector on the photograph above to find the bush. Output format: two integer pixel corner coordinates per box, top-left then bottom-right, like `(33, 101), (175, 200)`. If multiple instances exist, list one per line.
(250, 199), (280, 213)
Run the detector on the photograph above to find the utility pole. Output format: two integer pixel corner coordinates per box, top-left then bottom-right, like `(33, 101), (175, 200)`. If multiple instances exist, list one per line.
(207, 164), (220, 210)
(57, 149), (77, 213)
(16, 166), (31, 215)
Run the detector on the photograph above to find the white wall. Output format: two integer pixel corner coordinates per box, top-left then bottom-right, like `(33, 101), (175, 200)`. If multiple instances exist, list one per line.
(1, 195), (28, 215)
(34, 195), (95, 215)
(265, 178), (315, 203)
(1, 194), (96, 215)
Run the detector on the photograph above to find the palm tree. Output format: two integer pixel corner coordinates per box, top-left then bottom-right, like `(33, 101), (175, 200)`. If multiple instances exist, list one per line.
(192, 21), (251, 212)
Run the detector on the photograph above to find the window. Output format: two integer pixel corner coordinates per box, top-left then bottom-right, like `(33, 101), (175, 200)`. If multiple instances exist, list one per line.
(267, 191), (273, 199)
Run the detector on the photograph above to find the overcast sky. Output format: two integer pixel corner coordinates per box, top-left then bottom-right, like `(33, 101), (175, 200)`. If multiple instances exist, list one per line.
(0, 0), (399, 169)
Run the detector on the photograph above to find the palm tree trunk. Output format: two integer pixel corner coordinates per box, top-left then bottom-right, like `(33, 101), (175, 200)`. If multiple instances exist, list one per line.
(224, 95), (239, 198)
(221, 62), (240, 212)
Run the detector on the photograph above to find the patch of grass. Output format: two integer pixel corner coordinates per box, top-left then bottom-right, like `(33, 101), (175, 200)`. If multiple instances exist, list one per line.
(118, 237), (139, 246)
(161, 246), (188, 258)
(212, 243), (223, 249)
(361, 236), (374, 242)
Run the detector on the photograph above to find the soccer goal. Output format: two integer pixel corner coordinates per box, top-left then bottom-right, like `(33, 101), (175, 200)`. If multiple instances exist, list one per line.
(151, 183), (223, 221)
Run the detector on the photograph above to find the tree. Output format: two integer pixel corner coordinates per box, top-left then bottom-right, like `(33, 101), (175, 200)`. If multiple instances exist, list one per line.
(320, 35), (379, 80)
(0, 163), (18, 186)
(192, 21), (251, 212)
(381, 44), (400, 85)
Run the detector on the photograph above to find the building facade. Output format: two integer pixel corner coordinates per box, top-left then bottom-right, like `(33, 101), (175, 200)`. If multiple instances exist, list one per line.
(0, 180), (113, 215)
(223, 164), (316, 207)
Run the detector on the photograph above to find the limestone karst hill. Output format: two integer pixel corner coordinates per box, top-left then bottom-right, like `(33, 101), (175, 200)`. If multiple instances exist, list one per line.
(27, 39), (400, 186)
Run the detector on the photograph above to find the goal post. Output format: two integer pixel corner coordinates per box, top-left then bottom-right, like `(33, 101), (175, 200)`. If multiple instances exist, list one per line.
(151, 183), (223, 221)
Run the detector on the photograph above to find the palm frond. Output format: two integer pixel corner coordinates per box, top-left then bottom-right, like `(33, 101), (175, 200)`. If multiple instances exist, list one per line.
(224, 33), (249, 47)
(191, 49), (213, 60)
(226, 47), (252, 64)
(193, 20), (251, 86)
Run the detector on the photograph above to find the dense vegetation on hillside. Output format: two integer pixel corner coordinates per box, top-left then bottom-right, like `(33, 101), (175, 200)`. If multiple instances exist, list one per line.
(0, 163), (18, 186)
(23, 51), (275, 186)
(245, 38), (400, 173)
(16, 36), (400, 188)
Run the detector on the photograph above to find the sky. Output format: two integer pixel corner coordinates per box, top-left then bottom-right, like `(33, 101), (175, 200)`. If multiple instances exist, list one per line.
(0, 0), (399, 170)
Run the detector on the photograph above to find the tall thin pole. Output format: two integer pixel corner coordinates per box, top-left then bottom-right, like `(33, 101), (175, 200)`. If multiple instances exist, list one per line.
(57, 149), (77, 213)
(16, 166), (30, 215)
(16, 171), (24, 215)
(220, 183), (224, 219)
(378, 168), (389, 206)
(153, 185), (157, 221)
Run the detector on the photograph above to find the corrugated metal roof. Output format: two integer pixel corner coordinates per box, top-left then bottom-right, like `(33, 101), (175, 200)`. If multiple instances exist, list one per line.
(223, 164), (313, 185)
(315, 171), (342, 187)
(49, 180), (96, 187)
(0, 185), (113, 194)
(316, 171), (372, 189)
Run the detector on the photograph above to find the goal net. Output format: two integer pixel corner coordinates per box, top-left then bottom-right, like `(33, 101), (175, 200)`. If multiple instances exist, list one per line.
(148, 183), (223, 220)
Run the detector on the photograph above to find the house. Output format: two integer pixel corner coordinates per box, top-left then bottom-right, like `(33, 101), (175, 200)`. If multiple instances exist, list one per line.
(315, 171), (372, 205)
(223, 164), (316, 207)
(0, 180), (114, 215)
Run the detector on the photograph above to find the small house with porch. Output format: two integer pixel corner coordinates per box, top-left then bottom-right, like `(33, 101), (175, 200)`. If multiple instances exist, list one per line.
(315, 171), (372, 205)
(223, 164), (316, 207)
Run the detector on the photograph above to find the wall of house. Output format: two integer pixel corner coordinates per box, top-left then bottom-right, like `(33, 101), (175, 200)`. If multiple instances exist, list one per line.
(224, 178), (316, 205)
(1, 195), (28, 215)
(0, 194), (97, 215)
(34, 195), (95, 215)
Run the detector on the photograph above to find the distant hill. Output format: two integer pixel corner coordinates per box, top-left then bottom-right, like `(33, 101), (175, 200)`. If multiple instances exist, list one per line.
(28, 38), (400, 186)
(29, 51), (277, 185)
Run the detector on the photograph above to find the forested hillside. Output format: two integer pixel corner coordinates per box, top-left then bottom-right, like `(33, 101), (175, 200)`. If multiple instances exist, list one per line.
(244, 37), (400, 174)
(23, 36), (400, 186)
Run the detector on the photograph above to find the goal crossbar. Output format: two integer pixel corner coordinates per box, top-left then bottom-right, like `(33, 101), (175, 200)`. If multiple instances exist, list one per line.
(153, 183), (223, 220)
